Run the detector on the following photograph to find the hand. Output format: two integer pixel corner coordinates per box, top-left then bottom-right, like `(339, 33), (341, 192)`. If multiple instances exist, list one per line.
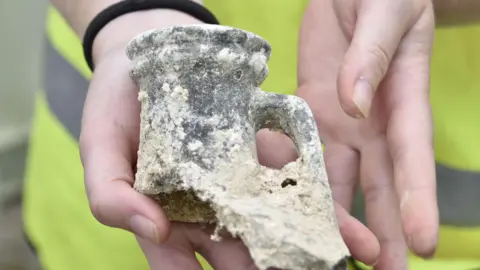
(81, 43), (263, 269)
(297, 0), (438, 268)
(79, 9), (268, 270)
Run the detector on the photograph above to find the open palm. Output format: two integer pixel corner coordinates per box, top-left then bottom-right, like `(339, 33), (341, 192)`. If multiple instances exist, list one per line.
(296, 0), (438, 269)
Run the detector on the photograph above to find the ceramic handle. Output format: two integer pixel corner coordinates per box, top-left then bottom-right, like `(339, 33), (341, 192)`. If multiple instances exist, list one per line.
(254, 90), (326, 182)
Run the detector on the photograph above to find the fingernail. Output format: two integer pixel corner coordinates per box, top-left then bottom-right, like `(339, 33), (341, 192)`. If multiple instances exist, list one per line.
(353, 77), (374, 118)
(129, 215), (159, 244)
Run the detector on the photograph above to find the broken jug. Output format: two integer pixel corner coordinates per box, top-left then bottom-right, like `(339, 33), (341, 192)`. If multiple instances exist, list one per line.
(126, 24), (350, 270)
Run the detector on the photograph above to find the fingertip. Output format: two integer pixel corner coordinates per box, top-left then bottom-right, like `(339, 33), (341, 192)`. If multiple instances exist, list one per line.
(128, 212), (170, 245)
(336, 205), (380, 265)
(337, 60), (370, 119)
(89, 179), (171, 243)
(347, 221), (380, 266)
(340, 100), (364, 119)
(129, 214), (162, 244)
(352, 77), (374, 118)
(404, 226), (438, 259)
(129, 190), (171, 243)
(401, 194), (439, 258)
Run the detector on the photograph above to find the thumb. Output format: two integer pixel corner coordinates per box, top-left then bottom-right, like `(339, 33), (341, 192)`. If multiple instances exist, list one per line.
(80, 100), (171, 245)
(337, 1), (415, 118)
(80, 53), (170, 244)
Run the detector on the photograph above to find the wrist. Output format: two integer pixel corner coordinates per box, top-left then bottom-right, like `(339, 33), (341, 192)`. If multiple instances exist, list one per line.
(92, 9), (203, 67)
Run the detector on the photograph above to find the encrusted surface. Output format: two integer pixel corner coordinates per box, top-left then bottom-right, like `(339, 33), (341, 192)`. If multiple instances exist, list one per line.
(127, 25), (350, 270)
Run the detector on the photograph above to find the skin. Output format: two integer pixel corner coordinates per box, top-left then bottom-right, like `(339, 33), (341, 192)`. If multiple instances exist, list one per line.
(50, 0), (480, 269)
(297, 0), (436, 268)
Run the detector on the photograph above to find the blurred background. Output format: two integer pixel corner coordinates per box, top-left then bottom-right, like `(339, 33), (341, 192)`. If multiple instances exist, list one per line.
(0, 0), (47, 269)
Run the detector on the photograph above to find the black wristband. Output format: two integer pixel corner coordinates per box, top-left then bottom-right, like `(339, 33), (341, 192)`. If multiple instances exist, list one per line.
(82, 0), (220, 71)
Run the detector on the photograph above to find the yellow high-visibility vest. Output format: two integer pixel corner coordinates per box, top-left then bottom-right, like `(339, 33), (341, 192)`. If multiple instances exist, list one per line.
(23, 1), (480, 269)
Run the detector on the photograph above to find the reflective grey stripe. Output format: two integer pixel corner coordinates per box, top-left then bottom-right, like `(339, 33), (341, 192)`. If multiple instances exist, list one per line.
(44, 39), (88, 140)
(436, 163), (480, 226)
(352, 163), (480, 227)
(43, 38), (480, 227)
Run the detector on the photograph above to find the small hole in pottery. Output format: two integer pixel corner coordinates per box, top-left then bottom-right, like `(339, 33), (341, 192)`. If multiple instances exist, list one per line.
(234, 69), (243, 80)
(281, 178), (297, 188)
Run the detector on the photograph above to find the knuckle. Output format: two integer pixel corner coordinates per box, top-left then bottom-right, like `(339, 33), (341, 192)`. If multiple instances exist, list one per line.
(88, 191), (108, 225)
(362, 181), (393, 204)
(389, 141), (408, 168)
(366, 44), (391, 77)
(377, 234), (406, 246)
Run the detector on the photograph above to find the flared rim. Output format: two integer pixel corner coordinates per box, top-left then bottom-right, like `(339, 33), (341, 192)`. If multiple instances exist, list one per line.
(126, 24), (271, 60)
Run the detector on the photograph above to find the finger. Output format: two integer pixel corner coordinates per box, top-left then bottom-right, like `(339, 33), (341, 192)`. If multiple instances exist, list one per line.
(186, 225), (257, 270)
(360, 139), (407, 270)
(335, 202), (380, 265)
(197, 236), (257, 270)
(186, 225), (282, 270)
(337, 0), (423, 118)
(324, 143), (359, 211)
(136, 223), (203, 270)
(386, 9), (438, 258)
(298, 0), (348, 87)
(80, 53), (170, 244)
(173, 223), (257, 270)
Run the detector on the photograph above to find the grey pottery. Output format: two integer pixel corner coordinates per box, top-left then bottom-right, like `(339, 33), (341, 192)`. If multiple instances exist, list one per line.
(126, 24), (349, 270)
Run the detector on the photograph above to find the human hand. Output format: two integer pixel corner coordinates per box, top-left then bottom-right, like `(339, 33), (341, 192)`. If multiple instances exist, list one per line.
(81, 33), (268, 270)
(79, 9), (267, 270)
(297, 0), (438, 268)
